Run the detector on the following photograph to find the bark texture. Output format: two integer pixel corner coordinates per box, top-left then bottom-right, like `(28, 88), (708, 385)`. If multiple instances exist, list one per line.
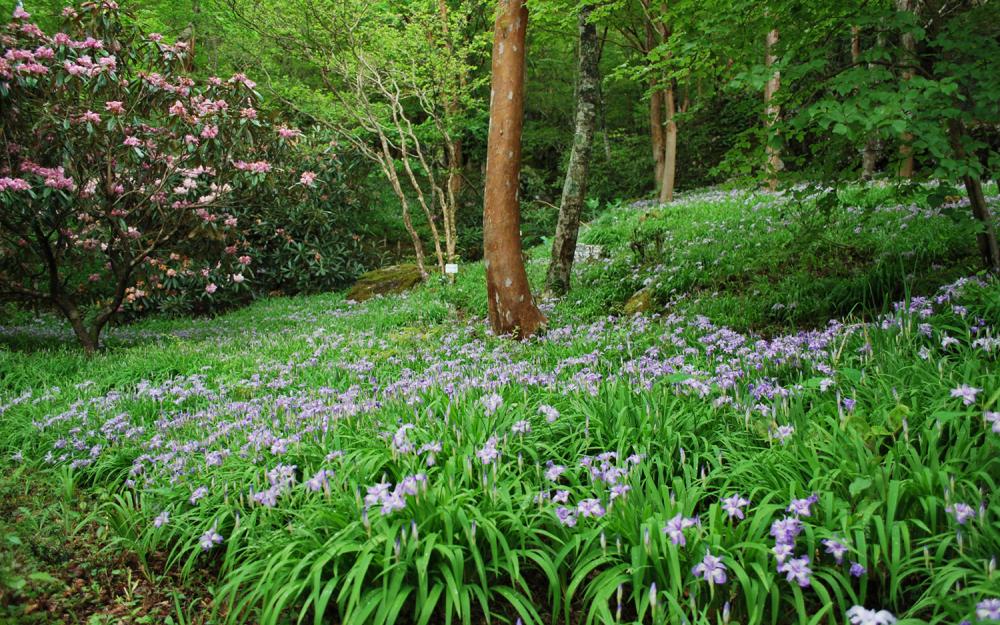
(545, 5), (600, 298)
(483, 0), (546, 338)
(764, 28), (783, 190)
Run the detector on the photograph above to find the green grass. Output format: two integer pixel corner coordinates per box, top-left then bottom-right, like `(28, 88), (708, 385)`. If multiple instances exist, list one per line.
(0, 184), (998, 625)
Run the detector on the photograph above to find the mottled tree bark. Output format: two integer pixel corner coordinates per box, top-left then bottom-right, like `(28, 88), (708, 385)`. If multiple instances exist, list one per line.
(483, 0), (545, 338)
(764, 28), (783, 191)
(545, 5), (600, 298)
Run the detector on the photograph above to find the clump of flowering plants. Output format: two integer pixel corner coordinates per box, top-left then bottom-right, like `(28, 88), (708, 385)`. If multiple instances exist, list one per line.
(0, 2), (296, 352)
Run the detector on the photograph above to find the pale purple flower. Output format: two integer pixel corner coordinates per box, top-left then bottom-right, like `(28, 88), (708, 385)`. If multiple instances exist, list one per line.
(721, 494), (750, 520)
(985, 411), (1000, 434)
(511, 420), (531, 435)
(663, 513), (698, 546)
(539, 404), (560, 422)
(153, 510), (169, 527)
(822, 538), (848, 564)
(850, 561), (867, 577)
(772, 543), (794, 563)
(199, 524), (223, 551)
(770, 516), (803, 545)
(842, 397), (856, 412)
(555, 506), (577, 527)
(610, 484), (631, 500)
(480, 393), (503, 416)
(946, 502), (976, 525)
(552, 490), (569, 503)
(189, 486), (208, 505)
(951, 385), (981, 406)
(977, 598), (1000, 621)
(692, 550), (727, 585)
(846, 605), (897, 625)
(787, 493), (818, 517)
(544, 462), (566, 481)
(305, 469), (331, 492)
(777, 555), (812, 587)
(772, 424), (795, 444)
(476, 436), (500, 465)
(577, 498), (605, 518)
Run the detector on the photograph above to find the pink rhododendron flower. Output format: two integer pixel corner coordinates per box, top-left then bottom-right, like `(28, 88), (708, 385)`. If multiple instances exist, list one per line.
(299, 171), (317, 187)
(105, 100), (124, 114)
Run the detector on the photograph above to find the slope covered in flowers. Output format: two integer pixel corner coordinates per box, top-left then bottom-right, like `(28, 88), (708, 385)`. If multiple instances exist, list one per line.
(1, 187), (998, 625)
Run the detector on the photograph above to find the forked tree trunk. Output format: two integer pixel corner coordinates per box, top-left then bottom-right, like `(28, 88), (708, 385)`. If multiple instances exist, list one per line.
(658, 82), (678, 203)
(764, 28), (782, 190)
(545, 5), (600, 297)
(483, 0), (546, 338)
(896, 0), (916, 178)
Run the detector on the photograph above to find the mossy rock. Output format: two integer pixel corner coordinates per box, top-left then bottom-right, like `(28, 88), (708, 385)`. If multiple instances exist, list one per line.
(623, 288), (653, 315)
(346, 264), (424, 302)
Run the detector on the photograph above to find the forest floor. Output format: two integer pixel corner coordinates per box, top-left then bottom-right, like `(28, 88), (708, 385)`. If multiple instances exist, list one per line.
(1, 183), (998, 625)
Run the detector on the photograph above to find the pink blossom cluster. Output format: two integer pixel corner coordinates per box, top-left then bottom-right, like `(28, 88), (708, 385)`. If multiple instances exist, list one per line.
(20, 161), (75, 191)
(190, 96), (229, 117)
(63, 54), (117, 78)
(228, 73), (256, 89)
(234, 160), (271, 174)
(141, 71), (194, 96)
(277, 126), (303, 140)
(0, 176), (31, 192)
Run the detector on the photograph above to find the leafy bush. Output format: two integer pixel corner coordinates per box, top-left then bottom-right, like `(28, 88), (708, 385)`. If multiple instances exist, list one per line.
(0, 3), (372, 344)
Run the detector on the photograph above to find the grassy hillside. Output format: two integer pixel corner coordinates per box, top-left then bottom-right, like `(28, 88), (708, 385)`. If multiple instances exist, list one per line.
(1, 185), (998, 625)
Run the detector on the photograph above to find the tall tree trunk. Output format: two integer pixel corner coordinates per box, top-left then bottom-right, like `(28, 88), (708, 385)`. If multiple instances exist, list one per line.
(483, 0), (546, 338)
(658, 82), (678, 203)
(545, 5), (600, 298)
(646, 24), (665, 192)
(650, 90), (665, 192)
(949, 119), (1000, 272)
(851, 26), (879, 179)
(439, 0), (463, 265)
(896, 0), (916, 178)
(764, 28), (782, 191)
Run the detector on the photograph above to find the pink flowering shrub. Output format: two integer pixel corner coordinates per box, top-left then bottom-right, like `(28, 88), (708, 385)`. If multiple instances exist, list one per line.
(0, 2), (321, 351)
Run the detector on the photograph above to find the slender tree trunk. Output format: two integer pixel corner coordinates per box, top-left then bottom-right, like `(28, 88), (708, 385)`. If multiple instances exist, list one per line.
(764, 28), (782, 190)
(949, 119), (1000, 272)
(896, 0), (916, 178)
(545, 5), (600, 297)
(658, 82), (678, 203)
(851, 26), (878, 179)
(439, 0), (463, 265)
(646, 25), (665, 192)
(650, 90), (665, 192)
(483, 0), (545, 338)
